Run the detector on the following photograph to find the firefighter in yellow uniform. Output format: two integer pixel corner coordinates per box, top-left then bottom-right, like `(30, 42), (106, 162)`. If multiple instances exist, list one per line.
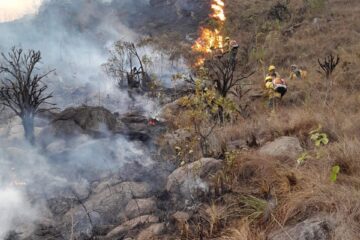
(265, 76), (275, 107)
(223, 37), (231, 52)
(264, 74), (287, 109)
(267, 65), (280, 79)
(289, 64), (307, 80)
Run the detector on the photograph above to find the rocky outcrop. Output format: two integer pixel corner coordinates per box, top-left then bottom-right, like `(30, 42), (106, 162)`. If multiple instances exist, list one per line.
(166, 158), (222, 203)
(125, 198), (158, 219)
(105, 215), (159, 239)
(269, 217), (334, 240)
(136, 223), (165, 240)
(39, 106), (166, 146)
(171, 211), (191, 231)
(57, 181), (152, 240)
(51, 106), (117, 138)
(259, 136), (303, 160)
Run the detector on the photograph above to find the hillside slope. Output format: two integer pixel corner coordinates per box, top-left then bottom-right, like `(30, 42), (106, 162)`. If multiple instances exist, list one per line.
(163, 0), (360, 239)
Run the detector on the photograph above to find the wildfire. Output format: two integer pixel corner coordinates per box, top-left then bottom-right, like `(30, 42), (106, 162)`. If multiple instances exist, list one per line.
(192, 0), (226, 66)
(211, 0), (226, 21)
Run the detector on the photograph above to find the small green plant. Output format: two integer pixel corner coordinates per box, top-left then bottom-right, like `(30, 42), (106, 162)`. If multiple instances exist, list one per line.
(239, 195), (267, 221)
(330, 165), (340, 182)
(297, 152), (310, 166)
(309, 126), (329, 147)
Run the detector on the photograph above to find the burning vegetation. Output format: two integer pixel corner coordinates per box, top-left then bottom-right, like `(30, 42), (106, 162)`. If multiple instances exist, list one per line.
(192, 0), (227, 66)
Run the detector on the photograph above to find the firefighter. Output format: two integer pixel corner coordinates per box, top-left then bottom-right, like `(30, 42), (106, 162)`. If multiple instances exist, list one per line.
(223, 37), (231, 52)
(272, 77), (287, 98)
(264, 76), (287, 109)
(289, 64), (307, 80)
(267, 65), (280, 79)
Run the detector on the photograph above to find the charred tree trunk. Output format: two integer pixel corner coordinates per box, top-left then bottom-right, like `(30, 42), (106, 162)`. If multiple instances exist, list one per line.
(21, 111), (35, 145)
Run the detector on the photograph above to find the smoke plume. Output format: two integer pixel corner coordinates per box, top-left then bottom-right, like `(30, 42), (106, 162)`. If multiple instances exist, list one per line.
(0, 0), (190, 237)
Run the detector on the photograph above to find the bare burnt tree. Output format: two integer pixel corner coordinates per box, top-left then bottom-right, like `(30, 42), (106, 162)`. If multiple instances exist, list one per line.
(204, 47), (254, 122)
(206, 47), (254, 98)
(318, 54), (340, 78)
(0, 47), (54, 144)
(103, 41), (152, 92)
(318, 54), (340, 104)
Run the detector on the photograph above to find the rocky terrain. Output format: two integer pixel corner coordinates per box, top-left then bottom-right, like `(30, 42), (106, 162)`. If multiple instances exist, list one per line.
(2, 0), (360, 239)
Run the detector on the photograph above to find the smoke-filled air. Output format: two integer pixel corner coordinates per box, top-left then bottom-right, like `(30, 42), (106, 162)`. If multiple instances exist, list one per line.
(1, 0), (360, 239)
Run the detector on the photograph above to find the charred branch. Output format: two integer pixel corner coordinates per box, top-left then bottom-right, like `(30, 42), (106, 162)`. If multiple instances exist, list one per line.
(206, 47), (254, 98)
(318, 54), (340, 79)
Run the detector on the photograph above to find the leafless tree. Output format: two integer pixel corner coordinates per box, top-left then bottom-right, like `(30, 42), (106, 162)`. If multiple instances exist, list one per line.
(204, 47), (254, 122)
(206, 47), (254, 98)
(103, 41), (152, 91)
(0, 47), (54, 144)
(318, 54), (340, 104)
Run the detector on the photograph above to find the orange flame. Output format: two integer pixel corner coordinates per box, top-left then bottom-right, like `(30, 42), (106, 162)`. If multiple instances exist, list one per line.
(192, 0), (226, 66)
(211, 0), (226, 21)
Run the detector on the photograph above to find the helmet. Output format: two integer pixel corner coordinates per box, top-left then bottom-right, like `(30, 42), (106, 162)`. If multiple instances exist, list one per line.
(268, 65), (276, 71)
(265, 76), (273, 82)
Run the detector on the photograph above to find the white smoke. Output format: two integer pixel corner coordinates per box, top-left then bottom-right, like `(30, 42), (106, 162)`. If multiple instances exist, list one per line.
(0, 0), (186, 114)
(0, 187), (38, 239)
(0, 0), (43, 23)
(0, 0), (189, 237)
(0, 113), (154, 237)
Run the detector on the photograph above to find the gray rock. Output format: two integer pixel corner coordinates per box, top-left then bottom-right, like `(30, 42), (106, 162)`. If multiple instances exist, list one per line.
(171, 211), (190, 234)
(259, 136), (303, 160)
(172, 211), (190, 223)
(136, 223), (165, 240)
(24, 224), (64, 240)
(106, 215), (159, 239)
(226, 139), (248, 151)
(57, 181), (152, 239)
(166, 158), (222, 200)
(125, 198), (157, 219)
(84, 182), (152, 224)
(269, 217), (333, 240)
(51, 106), (117, 138)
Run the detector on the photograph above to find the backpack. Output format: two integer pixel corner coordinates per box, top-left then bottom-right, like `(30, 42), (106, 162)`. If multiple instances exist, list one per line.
(273, 78), (287, 97)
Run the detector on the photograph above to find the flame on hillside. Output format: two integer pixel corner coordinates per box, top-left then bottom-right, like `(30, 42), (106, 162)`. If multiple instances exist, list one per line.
(211, 0), (226, 21)
(192, 0), (226, 66)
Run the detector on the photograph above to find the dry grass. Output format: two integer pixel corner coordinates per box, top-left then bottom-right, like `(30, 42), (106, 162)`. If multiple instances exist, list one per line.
(166, 0), (360, 238)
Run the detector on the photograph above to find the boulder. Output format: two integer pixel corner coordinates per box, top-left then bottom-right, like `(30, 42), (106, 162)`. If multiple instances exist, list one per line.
(166, 158), (222, 201)
(125, 198), (158, 219)
(45, 140), (67, 155)
(84, 182), (152, 224)
(61, 207), (101, 240)
(50, 106), (117, 138)
(105, 215), (159, 239)
(269, 217), (333, 240)
(259, 136), (303, 160)
(58, 180), (152, 239)
(171, 211), (191, 231)
(115, 112), (151, 142)
(226, 139), (248, 151)
(172, 211), (190, 223)
(24, 224), (64, 240)
(136, 223), (165, 240)
(159, 100), (181, 121)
